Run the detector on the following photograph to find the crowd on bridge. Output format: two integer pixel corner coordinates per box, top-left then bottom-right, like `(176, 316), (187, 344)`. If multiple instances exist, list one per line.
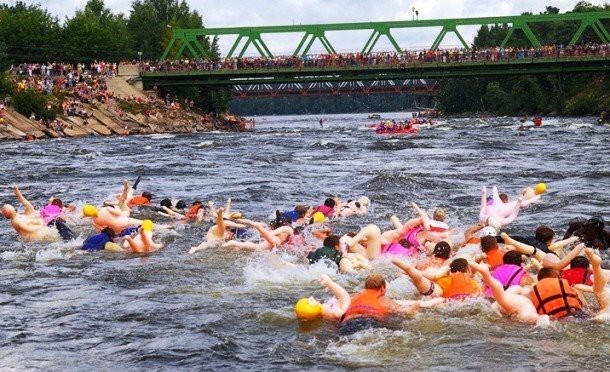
(140, 42), (610, 73)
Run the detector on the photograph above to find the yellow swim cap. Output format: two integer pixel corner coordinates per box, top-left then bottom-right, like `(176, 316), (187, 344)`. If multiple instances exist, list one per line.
(82, 204), (98, 217)
(312, 212), (325, 223)
(141, 219), (154, 232)
(534, 182), (547, 195)
(294, 298), (324, 321)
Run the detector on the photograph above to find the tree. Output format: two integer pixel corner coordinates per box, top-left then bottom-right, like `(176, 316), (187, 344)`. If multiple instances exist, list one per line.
(0, 2), (62, 63)
(128, 0), (206, 60)
(63, 0), (133, 62)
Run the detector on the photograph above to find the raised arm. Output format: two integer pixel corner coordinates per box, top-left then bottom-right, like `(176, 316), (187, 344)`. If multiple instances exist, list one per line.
(412, 202), (430, 230)
(117, 180), (132, 212)
(216, 207), (225, 232)
(13, 185), (36, 215)
(463, 223), (484, 244)
(548, 236), (579, 251)
(545, 243), (585, 270)
(253, 222), (285, 249)
(500, 232), (546, 262)
(320, 274), (351, 320)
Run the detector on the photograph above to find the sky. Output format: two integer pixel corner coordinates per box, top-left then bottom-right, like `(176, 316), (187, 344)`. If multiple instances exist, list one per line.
(8, 1), (608, 55)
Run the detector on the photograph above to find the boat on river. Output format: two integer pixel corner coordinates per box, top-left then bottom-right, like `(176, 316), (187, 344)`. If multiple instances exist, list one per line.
(375, 127), (418, 135)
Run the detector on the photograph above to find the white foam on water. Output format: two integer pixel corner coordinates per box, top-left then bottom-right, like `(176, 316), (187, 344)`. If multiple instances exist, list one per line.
(242, 253), (337, 289)
(195, 140), (215, 147)
(149, 134), (176, 139)
(325, 328), (417, 366)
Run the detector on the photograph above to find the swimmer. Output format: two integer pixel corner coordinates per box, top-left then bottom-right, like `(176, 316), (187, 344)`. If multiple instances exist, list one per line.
(294, 274), (351, 321)
(309, 198), (336, 218)
(339, 274), (420, 332)
(575, 249), (610, 321)
(2, 185), (59, 242)
(483, 250), (533, 295)
(501, 233), (583, 270)
(41, 197), (77, 241)
(307, 235), (371, 273)
(344, 220), (421, 261)
(393, 258), (481, 300)
(128, 189), (153, 207)
(189, 207), (246, 254)
(123, 220), (163, 253)
(83, 203), (143, 235)
(337, 196), (370, 218)
(278, 205), (310, 224)
(469, 261), (550, 325)
(160, 200), (206, 222)
(416, 241), (452, 280)
(528, 267), (584, 320)
(82, 227), (116, 251)
(222, 218), (293, 251)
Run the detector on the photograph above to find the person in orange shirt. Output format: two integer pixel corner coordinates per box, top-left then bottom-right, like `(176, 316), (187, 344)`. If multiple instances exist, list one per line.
(339, 274), (419, 333)
(128, 191), (152, 207)
(394, 258), (481, 300)
(481, 235), (504, 269)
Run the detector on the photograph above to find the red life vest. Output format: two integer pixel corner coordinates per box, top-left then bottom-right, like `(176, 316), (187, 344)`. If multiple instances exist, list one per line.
(560, 267), (593, 286)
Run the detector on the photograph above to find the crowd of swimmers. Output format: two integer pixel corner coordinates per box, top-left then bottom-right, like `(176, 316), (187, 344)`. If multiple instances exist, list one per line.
(374, 118), (433, 133)
(2, 179), (610, 334)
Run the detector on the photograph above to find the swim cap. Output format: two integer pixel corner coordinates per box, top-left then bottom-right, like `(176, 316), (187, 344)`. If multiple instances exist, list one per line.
(229, 211), (243, 219)
(294, 298), (324, 321)
(312, 212), (325, 223)
(480, 226), (498, 237)
(82, 204), (98, 217)
(534, 182), (547, 195)
(141, 219), (154, 232)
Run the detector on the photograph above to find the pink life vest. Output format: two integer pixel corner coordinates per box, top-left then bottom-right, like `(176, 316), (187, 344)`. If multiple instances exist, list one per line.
(484, 264), (526, 297)
(40, 204), (62, 225)
(313, 205), (334, 217)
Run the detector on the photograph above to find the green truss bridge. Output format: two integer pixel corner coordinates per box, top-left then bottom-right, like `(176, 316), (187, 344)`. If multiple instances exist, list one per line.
(142, 11), (610, 90)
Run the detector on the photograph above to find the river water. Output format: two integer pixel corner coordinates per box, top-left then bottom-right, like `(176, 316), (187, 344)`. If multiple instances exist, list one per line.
(0, 113), (609, 370)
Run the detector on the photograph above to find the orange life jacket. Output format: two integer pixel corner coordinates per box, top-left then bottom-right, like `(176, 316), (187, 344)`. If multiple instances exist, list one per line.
(128, 195), (150, 206)
(530, 278), (583, 319)
(436, 272), (481, 299)
(341, 289), (390, 322)
(485, 249), (504, 269)
(184, 204), (202, 220)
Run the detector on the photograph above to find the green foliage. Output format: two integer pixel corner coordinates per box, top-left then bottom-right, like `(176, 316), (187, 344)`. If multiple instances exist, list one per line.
(199, 87), (231, 114)
(128, 0), (205, 60)
(62, 0), (133, 62)
(0, 72), (14, 98)
(13, 90), (59, 120)
(0, 42), (10, 71)
(0, 2), (62, 63)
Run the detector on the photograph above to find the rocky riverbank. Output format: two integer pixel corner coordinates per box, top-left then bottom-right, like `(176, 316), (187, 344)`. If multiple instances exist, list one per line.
(0, 64), (251, 141)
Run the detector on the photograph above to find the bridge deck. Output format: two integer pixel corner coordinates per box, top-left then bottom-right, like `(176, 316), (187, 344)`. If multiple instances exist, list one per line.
(142, 56), (610, 88)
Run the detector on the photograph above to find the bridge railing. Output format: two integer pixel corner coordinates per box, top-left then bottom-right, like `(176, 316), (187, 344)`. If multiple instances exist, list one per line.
(142, 51), (610, 77)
